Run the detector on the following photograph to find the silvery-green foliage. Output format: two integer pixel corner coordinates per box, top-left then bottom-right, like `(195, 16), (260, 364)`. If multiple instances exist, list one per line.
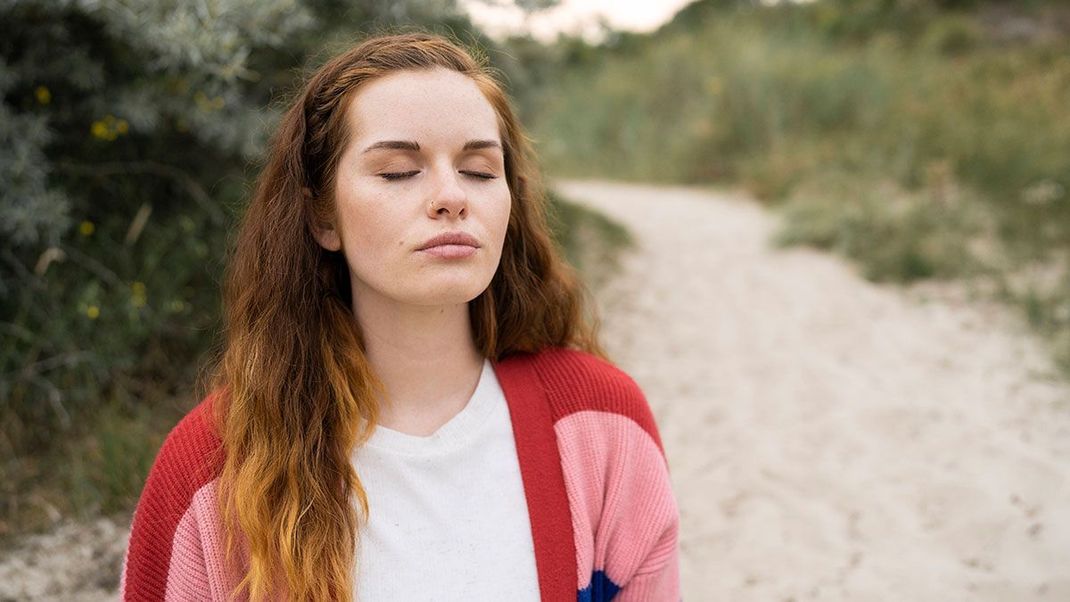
(79, 0), (316, 155)
(0, 0), (316, 252)
(0, 0), (327, 456)
(85, 0), (315, 73)
(0, 74), (70, 251)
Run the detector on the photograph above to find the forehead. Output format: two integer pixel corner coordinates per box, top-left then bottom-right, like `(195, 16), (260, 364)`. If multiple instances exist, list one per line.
(344, 67), (500, 144)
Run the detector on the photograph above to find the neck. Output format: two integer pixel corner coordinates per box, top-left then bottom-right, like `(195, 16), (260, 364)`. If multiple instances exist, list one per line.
(350, 287), (485, 436)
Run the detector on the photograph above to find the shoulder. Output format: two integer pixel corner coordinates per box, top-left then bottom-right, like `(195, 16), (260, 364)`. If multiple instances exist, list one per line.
(122, 392), (225, 597)
(152, 392), (225, 492)
(131, 392), (224, 528)
(526, 347), (665, 455)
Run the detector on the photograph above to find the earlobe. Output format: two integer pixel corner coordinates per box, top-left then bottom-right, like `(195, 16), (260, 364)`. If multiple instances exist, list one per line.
(313, 226), (342, 252)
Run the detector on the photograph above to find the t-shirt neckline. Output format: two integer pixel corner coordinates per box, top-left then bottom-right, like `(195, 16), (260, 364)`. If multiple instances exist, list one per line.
(364, 358), (498, 455)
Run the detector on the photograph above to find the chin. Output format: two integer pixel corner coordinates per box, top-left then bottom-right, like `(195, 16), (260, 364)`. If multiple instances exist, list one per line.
(405, 277), (492, 307)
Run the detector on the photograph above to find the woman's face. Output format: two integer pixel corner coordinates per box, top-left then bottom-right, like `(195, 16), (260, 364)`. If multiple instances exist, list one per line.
(319, 67), (511, 309)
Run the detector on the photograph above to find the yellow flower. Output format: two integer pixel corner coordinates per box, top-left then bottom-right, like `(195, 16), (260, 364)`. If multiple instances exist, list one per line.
(86, 305), (100, 319)
(91, 120), (109, 140)
(90, 115), (127, 140)
(79, 221), (95, 236)
(131, 281), (147, 308)
(35, 86), (51, 105)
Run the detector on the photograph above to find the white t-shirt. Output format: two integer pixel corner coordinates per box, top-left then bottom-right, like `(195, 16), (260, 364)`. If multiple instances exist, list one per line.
(352, 359), (542, 601)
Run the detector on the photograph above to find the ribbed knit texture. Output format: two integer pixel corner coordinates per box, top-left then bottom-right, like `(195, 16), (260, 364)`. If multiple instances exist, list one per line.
(120, 347), (680, 601)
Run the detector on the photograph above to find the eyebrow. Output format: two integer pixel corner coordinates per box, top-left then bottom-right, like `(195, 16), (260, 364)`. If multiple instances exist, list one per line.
(361, 139), (502, 153)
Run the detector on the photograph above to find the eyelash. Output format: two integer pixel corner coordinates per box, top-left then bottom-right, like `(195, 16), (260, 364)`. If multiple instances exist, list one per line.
(379, 170), (496, 181)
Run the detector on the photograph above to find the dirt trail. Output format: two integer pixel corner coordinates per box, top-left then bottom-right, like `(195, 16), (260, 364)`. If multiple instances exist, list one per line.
(558, 179), (1070, 601)
(3, 179), (1069, 601)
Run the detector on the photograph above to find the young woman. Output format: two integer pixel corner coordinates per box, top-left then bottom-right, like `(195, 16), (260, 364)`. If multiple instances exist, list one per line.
(120, 31), (680, 602)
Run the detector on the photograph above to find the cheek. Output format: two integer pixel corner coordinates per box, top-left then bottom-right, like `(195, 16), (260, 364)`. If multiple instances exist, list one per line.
(492, 186), (513, 242)
(335, 188), (401, 256)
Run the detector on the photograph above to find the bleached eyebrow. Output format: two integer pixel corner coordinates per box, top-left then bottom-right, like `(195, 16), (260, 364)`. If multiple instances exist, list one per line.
(361, 139), (502, 153)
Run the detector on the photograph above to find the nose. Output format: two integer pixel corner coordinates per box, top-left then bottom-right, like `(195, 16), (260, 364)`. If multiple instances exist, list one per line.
(427, 166), (468, 218)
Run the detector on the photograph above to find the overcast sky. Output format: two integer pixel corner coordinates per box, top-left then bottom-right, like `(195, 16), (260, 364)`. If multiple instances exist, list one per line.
(461, 0), (699, 42)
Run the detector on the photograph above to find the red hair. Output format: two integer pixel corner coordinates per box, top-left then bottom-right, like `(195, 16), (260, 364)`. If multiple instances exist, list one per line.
(204, 31), (607, 600)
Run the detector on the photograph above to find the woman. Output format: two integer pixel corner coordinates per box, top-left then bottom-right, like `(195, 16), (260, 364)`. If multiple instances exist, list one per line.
(120, 31), (679, 602)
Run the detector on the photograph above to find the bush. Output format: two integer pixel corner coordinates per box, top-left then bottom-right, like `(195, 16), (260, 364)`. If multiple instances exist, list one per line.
(774, 173), (997, 283)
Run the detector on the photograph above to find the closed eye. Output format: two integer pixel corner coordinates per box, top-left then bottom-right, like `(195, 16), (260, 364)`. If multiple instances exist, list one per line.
(378, 171), (498, 181)
(379, 170), (420, 181)
(461, 171), (497, 180)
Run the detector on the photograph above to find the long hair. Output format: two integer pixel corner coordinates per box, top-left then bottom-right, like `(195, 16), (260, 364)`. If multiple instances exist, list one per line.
(204, 31), (608, 601)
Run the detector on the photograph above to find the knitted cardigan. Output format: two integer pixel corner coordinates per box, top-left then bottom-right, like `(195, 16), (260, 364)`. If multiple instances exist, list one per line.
(120, 346), (681, 601)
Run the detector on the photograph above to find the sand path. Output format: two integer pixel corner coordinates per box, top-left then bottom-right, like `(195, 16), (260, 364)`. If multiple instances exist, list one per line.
(557, 179), (1070, 601)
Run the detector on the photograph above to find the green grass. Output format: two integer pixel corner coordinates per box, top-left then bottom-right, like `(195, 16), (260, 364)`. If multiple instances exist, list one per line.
(547, 190), (636, 291)
(773, 171), (999, 283)
(1, 400), (178, 541)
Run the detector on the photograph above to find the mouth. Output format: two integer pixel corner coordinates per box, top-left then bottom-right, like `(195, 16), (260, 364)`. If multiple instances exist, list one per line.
(416, 231), (481, 251)
(418, 244), (479, 259)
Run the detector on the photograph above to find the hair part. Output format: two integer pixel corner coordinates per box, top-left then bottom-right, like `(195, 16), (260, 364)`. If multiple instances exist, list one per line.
(203, 30), (607, 601)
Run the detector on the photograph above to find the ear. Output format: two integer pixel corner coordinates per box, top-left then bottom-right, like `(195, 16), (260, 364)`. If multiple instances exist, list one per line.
(304, 187), (342, 252)
(312, 224), (342, 252)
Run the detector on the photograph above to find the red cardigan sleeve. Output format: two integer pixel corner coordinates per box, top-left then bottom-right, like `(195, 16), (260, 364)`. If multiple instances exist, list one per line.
(120, 397), (223, 601)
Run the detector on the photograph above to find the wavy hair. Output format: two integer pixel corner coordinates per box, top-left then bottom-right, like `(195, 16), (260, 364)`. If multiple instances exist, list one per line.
(202, 30), (608, 601)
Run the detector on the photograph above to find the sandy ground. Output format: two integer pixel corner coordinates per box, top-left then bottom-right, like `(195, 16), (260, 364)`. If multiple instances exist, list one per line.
(557, 179), (1070, 601)
(0, 517), (127, 601)
(2, 179), (1069, 600)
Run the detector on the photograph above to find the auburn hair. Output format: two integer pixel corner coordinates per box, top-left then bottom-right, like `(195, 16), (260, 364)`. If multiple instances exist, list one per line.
(202, 30), (608, 601)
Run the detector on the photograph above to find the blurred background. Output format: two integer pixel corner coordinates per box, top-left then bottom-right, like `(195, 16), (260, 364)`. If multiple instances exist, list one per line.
(3, 0), (1070, 599)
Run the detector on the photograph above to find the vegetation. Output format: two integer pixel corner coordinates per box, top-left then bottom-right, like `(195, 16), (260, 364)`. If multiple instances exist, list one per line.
(548, 189), (636, 291)
(528, 0), (1070, 374)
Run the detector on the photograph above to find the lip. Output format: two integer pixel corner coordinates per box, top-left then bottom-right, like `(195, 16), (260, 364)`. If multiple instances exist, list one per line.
(416, 231), (481, 251)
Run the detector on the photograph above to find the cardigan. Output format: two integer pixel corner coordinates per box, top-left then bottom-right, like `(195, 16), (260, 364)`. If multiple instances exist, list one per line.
(119, 346), (681, 601)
